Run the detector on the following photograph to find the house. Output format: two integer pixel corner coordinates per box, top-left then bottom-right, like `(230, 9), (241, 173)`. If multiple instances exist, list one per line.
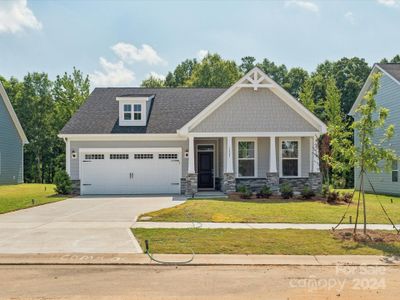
(349, 63), (400, 196)
(0, 82), (28, 185)
(59, 67), (326, 195)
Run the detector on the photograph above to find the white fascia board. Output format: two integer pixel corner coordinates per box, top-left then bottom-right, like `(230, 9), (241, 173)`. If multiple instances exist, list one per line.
(187, 131), (321, 138)
(0, 82), (28, 144)
(58, 133), (187, 141)
(116, 96), (150, 102)
(178, 67), (327, 135)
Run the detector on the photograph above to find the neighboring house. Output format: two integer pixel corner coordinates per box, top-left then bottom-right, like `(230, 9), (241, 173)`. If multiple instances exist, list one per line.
(0, 82), (28, 185)
(59, 67), (326, 195)
(349, 63), (400, 196)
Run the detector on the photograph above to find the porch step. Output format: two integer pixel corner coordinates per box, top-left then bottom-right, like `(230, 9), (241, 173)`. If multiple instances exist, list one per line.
(192, 191), (227, 199)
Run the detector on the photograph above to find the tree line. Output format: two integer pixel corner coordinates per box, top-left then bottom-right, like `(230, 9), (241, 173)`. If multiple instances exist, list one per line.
(1, 54), (399, 184)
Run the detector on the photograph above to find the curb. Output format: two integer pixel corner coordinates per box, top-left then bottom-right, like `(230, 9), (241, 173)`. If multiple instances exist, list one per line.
(0, 254), (399, 266)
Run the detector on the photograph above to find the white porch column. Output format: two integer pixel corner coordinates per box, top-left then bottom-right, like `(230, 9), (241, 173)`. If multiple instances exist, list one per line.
(312, 135), (320, 173)
(188, 136), (195, 173)
(226, 136), (234, 173)
(269, 136), (277, 173)
(65, 138), (71, 176)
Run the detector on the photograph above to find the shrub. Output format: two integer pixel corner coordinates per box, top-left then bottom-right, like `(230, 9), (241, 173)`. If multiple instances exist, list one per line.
(340, 192), (353, 203)
(280, 183), (293, 199)
(301, 185), (315, 199)
(237, 185), (252, 199)
(53, 169), (72, 195)
(326, 190), (340, 204)
(257, 185), (273, 199)
(322, 184), (330, 197)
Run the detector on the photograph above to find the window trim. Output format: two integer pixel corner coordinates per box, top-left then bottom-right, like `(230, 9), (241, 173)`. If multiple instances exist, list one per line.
(392, 160), (399, 183)
(279, 137), (301, 178)
(236, 138), (258, 178)
(133, 104), (142, 121)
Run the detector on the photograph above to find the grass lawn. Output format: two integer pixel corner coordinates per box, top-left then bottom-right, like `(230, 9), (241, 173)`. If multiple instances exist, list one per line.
(140, 190), (400, 224)
(132, 228), (400, 255)
(0, 184), (68, 214)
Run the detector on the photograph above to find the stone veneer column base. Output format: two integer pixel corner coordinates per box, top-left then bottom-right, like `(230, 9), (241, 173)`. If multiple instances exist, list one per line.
(185, 173), (198, 196)
(71, 180), (80, 195)
(222, 173), (236, 194)
(309, 172), (323, 193)
(266, 172), (279, 193)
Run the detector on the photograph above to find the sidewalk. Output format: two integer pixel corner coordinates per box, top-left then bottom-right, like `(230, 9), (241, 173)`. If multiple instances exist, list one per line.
(0, 253), (399, 266)
(133, 222), (399, 230)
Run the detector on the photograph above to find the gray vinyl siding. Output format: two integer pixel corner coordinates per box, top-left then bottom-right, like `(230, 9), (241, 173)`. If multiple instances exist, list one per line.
(191, 88), (318, 133)
(354, 73), (400, 195)
(0, 94), (23, 184)
(69, 140), (189, 180)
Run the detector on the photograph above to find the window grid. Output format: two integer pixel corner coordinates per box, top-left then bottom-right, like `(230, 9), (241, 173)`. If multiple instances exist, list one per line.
(134, 154), (153, 159)
(85, 154), (104, 160)
(281, 140), (299, 177)
(237, 141), (256, 177)
(159, 153), (178, 160)
(110, 154), (129, 160)
(393, 160), (399, 183)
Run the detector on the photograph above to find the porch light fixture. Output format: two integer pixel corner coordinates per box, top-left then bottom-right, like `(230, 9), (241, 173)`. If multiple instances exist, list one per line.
(71, 150), (77, 159)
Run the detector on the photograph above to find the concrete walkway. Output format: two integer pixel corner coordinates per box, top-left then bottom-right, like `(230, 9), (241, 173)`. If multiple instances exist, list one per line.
(0, 196), (185, 254)
(133, 221), (400, 230)
(0, 253), (399, 266)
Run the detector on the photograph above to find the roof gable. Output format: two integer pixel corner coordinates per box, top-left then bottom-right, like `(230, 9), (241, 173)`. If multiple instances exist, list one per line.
(0, 82), (28, 144)
(349, 63), (400, 116)
(178, 67), (327, 134)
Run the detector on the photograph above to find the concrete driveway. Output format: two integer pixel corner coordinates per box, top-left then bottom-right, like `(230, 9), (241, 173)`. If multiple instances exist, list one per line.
(0, 196), (185, 254)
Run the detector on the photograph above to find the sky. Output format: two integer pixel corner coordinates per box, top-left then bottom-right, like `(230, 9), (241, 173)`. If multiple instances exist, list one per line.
(0, 0), (400, 87)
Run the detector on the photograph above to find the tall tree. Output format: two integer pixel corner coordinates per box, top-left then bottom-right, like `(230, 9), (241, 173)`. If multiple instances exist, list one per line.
(186, 54), (241, 88)
(165, 59), (198, 87)
(141, 75), (165, 88)
(284, 67), (309, 99)
(298, 79), (315, 113)
(323, 77), (352, 188)
(257, 58), (287, 86)
(239, 56), (256, 74)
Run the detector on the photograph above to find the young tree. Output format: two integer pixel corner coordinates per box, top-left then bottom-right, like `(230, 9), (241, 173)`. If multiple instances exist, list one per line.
(350, 72), (397, 234)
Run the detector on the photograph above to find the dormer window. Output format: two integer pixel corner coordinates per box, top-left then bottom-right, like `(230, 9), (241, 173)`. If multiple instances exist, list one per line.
(124, 104), (132, 120)
(133, 104), (142, 120)
(117, 95), (154, 126)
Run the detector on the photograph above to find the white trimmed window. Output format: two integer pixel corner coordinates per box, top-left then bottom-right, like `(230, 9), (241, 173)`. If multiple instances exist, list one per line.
(123, 104), (132, 121)
(237, 139), (257, 177)
(393, 160), (399, 182)
(133, 104), (142, 120)
(280, 139), (301, 177)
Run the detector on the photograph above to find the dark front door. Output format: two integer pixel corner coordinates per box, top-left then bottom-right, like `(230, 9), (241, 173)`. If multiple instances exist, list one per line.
(198, 152), (214, 189)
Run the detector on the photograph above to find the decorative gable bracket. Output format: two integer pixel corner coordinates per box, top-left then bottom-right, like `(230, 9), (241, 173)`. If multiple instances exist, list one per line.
(237, 68), (275, 91)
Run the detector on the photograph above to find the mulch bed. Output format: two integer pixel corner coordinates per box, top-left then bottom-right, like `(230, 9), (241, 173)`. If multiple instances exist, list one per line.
(333, 229), (400, 243)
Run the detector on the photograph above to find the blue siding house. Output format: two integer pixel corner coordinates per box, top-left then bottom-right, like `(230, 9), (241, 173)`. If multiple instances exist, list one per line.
(349, 63), (400, 196)
(0, 82), (28, 185)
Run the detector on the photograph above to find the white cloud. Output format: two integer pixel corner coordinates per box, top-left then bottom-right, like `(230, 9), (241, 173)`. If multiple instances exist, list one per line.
(377, 0), (400, 7)
(0, 0), (42, 34)
(112, 42), (166, 65)
(147, 71), (165, 80)
(285, 0), (319, 13)
(197, 49), (209, 60)
(344, 11), (355, 24)
(90, 57), (135, 87)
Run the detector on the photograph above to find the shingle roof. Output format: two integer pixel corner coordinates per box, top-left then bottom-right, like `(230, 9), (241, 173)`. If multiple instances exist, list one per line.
(377, 63), (400, 82)
(60, 88), (226, 134)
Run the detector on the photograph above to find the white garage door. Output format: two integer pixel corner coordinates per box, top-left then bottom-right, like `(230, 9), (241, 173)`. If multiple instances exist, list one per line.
(80, 149), (181, 195)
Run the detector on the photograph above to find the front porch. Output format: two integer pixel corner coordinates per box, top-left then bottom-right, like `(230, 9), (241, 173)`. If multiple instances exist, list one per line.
(183, 134), (322, 196)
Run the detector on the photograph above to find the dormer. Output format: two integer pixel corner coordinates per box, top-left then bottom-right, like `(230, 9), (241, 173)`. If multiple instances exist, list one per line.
(116, 95), (154, 126)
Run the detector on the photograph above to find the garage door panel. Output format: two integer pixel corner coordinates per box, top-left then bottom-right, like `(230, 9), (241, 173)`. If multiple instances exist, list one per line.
(80, 150), (181, 195)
